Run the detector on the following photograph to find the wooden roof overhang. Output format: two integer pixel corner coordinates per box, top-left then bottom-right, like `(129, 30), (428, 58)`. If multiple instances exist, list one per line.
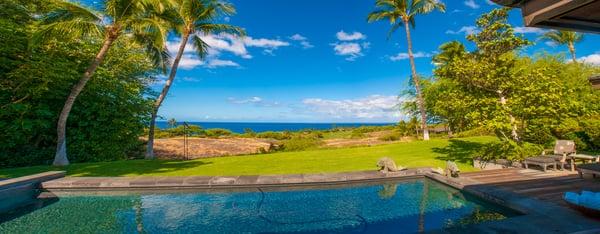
(492, 0), (600, 33)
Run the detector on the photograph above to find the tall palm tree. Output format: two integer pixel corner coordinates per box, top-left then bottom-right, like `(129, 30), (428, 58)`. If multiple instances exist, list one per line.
(540, 30), (583, 63)
(145, 0), (244, 159)
(368, 0), (445, 141)
(34, 0), (170, 166)
(432, 40), (465, 66)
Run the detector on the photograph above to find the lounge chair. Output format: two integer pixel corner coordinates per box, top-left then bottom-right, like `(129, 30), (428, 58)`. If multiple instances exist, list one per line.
(524, 140), (576, 172)
(577, 163), (600, 179)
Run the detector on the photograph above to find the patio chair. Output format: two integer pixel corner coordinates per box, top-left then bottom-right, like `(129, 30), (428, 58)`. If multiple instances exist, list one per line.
(524, 140), (576, 172)
(577, 163), (600, 179)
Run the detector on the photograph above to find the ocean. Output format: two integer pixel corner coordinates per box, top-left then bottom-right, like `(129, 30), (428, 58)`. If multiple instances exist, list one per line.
(156, 122), (393, 133)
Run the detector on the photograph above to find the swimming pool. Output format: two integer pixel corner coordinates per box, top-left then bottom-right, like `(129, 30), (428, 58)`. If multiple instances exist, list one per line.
(0, 178), (518, 233)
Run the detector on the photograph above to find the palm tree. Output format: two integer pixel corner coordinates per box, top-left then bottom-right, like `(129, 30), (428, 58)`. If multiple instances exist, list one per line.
(368, 0), (445, 141)
(167, 118), (178, 128)
(145, 0), (244, 159)
(432, 40), (465, 66)
(34, 0), (170, 166)
(540, 30), (583, 63)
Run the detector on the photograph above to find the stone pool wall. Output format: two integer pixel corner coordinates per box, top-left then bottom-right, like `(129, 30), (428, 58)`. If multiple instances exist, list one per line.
(0, 171), (65, 213)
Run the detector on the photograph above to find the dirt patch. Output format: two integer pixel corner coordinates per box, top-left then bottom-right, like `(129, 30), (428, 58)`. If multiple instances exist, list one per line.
(153, 130), (413, 159)
(324, 131), (414, 148)
(154, 137), (273, 159)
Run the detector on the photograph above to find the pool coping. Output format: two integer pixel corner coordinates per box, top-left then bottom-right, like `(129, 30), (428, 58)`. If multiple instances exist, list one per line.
(23, 169), (600, 233)
(40, 168), (430, 191)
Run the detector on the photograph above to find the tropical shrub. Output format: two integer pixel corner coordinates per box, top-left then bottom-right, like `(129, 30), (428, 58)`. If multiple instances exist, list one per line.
(203, 128), (233, 138)
(378, 132), (400, 141)
(477, 140), (543, 162)
(256, 131), (292, 140)
(280, 137), (323, 152)
(350, 129), (366, 139)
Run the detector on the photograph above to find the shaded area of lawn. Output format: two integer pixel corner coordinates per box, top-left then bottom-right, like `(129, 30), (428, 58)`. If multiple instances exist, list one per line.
(432, 139), (487, 164)
(0, 136), (497, 178)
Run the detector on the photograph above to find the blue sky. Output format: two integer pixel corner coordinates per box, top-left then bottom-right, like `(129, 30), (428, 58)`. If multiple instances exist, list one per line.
(96, 0), (600, 123)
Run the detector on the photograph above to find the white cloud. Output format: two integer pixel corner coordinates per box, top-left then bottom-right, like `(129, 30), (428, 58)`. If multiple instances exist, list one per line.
(332, 31), (369, 61)
(464, 0), (480, 9)
(545, 41), (558, 47)
(227, 97), (280, 107)
(198, 33), (250, 58)
(166, 33), (291, 69)
(243, 37), (289, 49)
(446, 26), (479, 35)
(289, 34), (307, 41)
(485, 0), (495, 5)
(181, 77), (200, 82)
(332, 42), (364, 61)
(228, 96), (262, 104)
(289, 34), (314, 49)
(178, 54), (204, 70)
(302, 95), (404, 120)
(206, 59), (240, 68)
(390, 51), (432, 61)
(300, 41), (314, 49)
(578, 53), (600, 65)
(336, 31), (367, 41)
(513, 26), (546, 34)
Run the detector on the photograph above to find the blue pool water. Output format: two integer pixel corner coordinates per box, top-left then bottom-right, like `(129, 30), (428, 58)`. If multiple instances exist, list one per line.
(0, 179), (518, 233)
(156, 121), (392, 133)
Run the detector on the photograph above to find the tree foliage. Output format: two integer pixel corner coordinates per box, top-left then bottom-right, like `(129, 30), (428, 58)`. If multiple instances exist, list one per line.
(0, 0), (158, 168)
(423, 8), (600, 154)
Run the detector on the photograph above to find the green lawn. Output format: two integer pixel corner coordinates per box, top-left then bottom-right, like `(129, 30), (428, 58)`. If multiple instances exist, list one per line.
(0, 136), (495, 178)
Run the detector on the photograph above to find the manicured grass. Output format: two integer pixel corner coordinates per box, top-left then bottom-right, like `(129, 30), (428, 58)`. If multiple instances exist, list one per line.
(0, 136), (496, 178)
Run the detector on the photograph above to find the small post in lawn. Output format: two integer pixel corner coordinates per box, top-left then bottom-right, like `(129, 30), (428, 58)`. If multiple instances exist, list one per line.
(183, 122), (189, 160)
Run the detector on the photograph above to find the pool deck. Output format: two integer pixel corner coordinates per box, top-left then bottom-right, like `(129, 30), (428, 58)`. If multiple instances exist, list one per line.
(37, 168), (600, 233)
(462, 168), (600, 208)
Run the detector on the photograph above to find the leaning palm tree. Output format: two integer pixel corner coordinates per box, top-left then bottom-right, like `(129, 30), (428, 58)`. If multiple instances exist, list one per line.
(540, 30), (583, 63)
(368, 0), (445, 141)
(145, 0), (244, 159)
(34, 0), (170, 166)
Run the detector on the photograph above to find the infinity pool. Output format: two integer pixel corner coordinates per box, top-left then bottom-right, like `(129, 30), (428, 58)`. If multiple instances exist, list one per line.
(0, 178), (518, 233)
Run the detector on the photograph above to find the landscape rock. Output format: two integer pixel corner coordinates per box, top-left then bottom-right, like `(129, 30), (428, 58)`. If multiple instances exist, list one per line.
(377, 157), (405, 173)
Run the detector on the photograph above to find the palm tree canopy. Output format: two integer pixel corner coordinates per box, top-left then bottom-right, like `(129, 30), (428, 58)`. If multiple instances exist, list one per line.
(432, 40), (465, 65)
(540, 30), (583, 45)
(164, 0), (245, 59)
(33, 0), (172, 70)
(367, 0), (445, 38)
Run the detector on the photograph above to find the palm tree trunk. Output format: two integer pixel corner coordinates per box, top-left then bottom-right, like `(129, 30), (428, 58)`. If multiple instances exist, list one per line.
(53, 36), (115, 166)
(568, 42), (577, 63)
(403, 20), (429, 141)
(146, 32), (190, 159)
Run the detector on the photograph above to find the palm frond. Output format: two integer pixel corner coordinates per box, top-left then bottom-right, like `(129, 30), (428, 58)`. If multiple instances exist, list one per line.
(195, 23), (245, 36)
(191, 34), (209, 59)
(31, 19), (103, 47)
(387, 22), (403, 39)
(44, 0), (102, 24)
(540, 30), (583, 45)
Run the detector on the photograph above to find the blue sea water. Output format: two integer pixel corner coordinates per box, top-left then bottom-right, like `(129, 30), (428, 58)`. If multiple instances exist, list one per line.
(156, 122), (393, 133)
(0, 179), (518, 233)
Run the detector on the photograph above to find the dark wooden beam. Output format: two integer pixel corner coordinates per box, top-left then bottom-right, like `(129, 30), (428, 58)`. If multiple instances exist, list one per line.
(491, 0), (600, 33)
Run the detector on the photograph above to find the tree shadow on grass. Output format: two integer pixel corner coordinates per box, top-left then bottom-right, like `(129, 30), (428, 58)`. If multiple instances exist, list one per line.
(67, 159), (213, 177)
(432, 139), (486, 164)
(0, 160), (213, 178)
